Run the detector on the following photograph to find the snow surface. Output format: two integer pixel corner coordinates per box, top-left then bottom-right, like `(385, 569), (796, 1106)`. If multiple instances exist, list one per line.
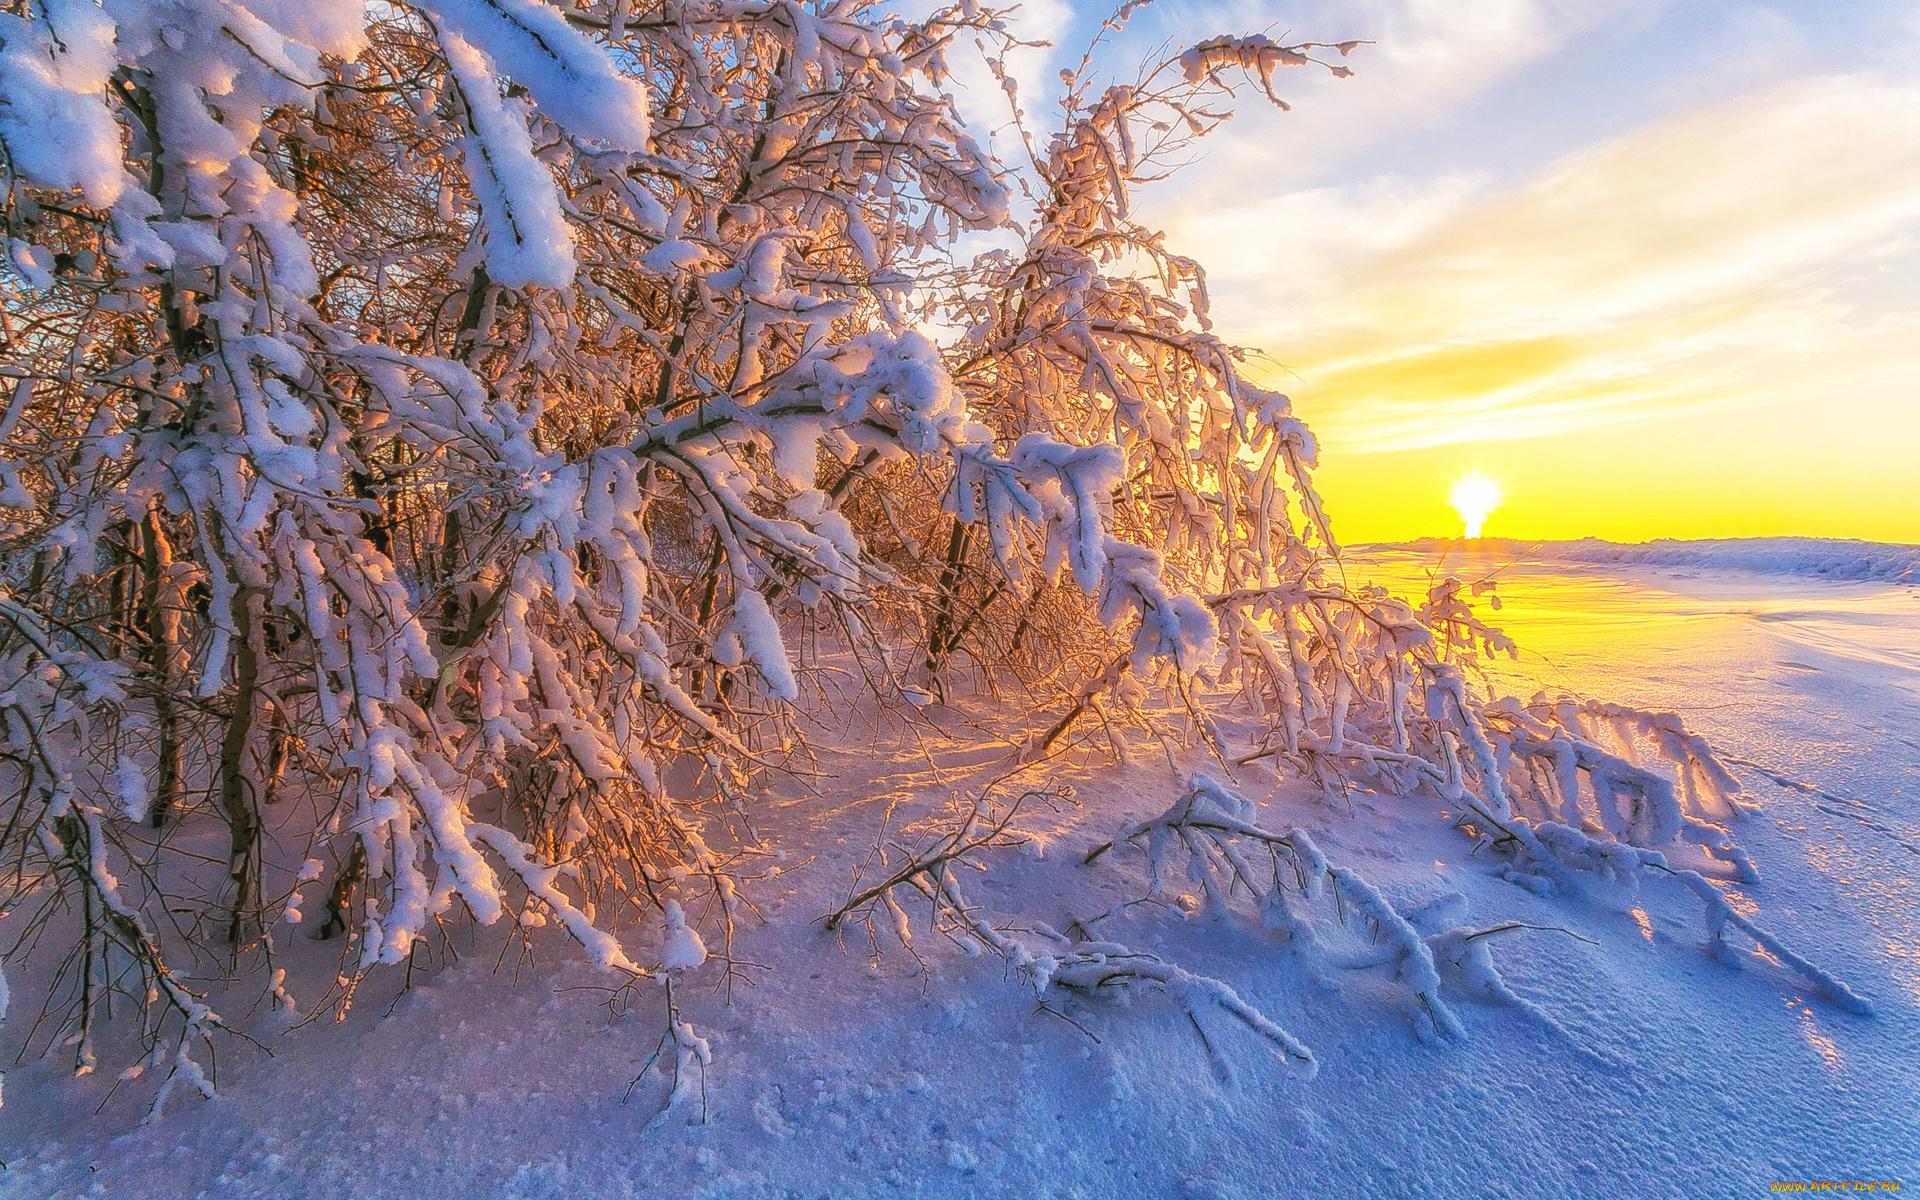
(1384, 535), (1920, 585)
(3, 553), (1918, 1198)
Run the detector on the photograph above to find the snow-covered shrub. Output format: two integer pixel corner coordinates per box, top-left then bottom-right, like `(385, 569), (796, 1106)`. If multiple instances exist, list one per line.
(822, 769), (1855, 1073)
(825, 786), (1319, 1081)
(1084, 774), (1868, 1046)
(0, 0), (1370, 1096)
(1083, 776), (1462, 1041)
(0, 0), (1854, 1111)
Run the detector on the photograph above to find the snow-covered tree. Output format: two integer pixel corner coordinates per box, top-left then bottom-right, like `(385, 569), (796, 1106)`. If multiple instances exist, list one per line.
(0, 0), (1859, 1104)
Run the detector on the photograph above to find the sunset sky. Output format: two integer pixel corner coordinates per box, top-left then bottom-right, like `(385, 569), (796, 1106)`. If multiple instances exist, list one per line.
(960, 0), (1920, 545)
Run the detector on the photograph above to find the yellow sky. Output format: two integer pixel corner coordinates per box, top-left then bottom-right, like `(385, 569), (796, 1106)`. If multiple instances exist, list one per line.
(1310, 400), (1920, 544)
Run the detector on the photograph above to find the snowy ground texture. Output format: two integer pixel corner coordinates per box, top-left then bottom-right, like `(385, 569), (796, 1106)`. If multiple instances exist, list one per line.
(1387, 535), (1920, 584)
(4, 545), (1918, 1199)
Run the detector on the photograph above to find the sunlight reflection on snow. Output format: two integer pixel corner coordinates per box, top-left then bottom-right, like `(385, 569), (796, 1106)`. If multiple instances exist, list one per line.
(1345, 548), (1920, 1011)
(1629, 907), (1655, 942)
(1787, 998), (1844, 1072)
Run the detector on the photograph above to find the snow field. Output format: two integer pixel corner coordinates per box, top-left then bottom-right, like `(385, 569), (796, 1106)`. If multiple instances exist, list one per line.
(6, 555), (1917, 1197)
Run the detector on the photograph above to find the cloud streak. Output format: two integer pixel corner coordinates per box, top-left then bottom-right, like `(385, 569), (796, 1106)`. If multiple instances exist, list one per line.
(1166, 73), (1920, 452)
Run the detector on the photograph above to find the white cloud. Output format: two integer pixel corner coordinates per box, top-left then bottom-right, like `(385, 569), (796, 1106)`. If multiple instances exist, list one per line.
(931, 0), (1072, 166)
(1130, 0), (1637, 186)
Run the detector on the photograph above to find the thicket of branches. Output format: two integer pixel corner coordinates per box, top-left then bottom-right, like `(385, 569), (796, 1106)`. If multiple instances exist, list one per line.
(0, 0), (1861, 1102)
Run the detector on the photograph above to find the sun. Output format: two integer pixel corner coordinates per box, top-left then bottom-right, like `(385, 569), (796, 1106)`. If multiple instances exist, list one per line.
(1449, 471), (1504, 539)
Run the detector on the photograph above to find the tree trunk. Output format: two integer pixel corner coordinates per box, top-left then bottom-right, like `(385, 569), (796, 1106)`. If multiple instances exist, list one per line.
(920, 518), (973, 694)
(220, 587), (264, 946)
(140, 506), (183, 828)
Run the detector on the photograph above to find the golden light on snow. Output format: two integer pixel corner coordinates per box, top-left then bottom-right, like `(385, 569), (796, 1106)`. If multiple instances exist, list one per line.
(1449, 471), (1503, 539)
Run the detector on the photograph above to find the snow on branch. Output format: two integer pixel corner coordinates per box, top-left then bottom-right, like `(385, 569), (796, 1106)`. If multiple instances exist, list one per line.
(824, 786), (1317, 1081)
(0, 0), (1866, 1120)
(440, 30), (578, 288)
(1086, 775), (1462, 1041)
(426, 0), (651, 150)
(1177, 35), (1368, 108)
